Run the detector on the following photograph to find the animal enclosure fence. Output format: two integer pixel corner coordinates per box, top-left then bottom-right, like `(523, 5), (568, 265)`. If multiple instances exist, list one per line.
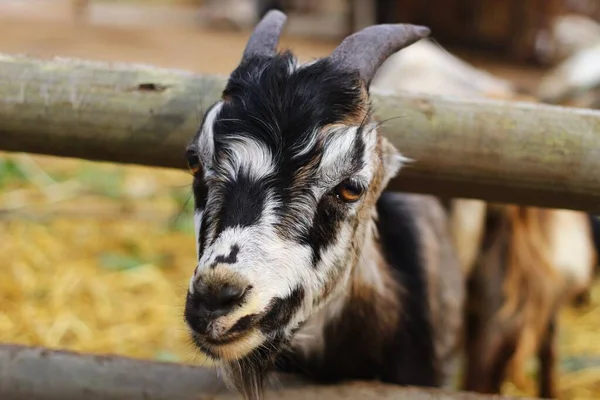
(1, 52), (600, 400)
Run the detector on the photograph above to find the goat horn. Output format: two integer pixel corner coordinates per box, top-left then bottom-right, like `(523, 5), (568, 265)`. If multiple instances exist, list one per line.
(329, 24), (431, 86)
(242, 10), (288, 61)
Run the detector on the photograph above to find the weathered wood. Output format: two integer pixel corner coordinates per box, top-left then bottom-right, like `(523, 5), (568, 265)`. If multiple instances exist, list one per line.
(0, 344), (531, 400)
(0, 344), (227, 400)
(210, 383), (533, 400)
(1, 53), (600, 213)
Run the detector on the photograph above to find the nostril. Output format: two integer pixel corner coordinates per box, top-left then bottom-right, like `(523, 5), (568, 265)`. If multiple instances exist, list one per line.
(209, 284), (247, 317)
(219, 284), (245, 306)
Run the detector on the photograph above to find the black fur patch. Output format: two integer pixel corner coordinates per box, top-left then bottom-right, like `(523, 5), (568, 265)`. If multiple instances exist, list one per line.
(228, 313), (259, 335)
(184, 291), (210, 335)
(374, 192), (439, 386)
(192, 176), (209, 258)
(192, 176), (208, 211)
(213, 173), (267, 235)
(259, 286), (305, 334)
(219, 52), (364, 155)
(303, 198), (347, 266)
(210, 244), (240, 268)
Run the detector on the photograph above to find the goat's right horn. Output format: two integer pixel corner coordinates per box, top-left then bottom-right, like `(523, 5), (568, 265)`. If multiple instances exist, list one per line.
(329, 23), (431, 86)
(241, 9), (288, 61)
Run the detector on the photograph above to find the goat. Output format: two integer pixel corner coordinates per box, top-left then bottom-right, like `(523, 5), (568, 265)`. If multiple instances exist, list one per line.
(462, 205), (596, 398)
(182, 10), (464, 400)
(451, 201), (596, 315)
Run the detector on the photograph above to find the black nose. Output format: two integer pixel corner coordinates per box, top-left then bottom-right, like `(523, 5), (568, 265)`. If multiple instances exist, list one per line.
(185, 282), (247, 334)
(201, 283), (245, 313)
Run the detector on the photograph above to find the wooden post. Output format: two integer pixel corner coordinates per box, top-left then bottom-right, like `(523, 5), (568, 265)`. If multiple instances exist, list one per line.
(1, 53), (600, 213)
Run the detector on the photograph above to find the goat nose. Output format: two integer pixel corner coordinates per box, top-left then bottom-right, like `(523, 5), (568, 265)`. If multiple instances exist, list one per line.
(185, 282), (247, 335)
(194, 282), (246, 317)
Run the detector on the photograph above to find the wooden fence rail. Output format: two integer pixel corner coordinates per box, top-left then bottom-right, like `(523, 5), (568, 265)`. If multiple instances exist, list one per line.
(0, 344), (530, 400)
(1, 53), (600, 212)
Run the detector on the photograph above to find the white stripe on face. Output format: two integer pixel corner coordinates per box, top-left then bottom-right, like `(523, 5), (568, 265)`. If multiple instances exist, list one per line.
(219, 136), (276, 182)
(194, 210), (203, 259)
(319, 126), (359, 177)
(196, 101), (223, 168)
(291, 126), (320, 159)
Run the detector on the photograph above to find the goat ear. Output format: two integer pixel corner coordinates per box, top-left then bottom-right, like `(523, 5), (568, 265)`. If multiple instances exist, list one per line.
(241, 10), (288, 62)
(329, 23), (430, 87)
(380, 136), (407, 188)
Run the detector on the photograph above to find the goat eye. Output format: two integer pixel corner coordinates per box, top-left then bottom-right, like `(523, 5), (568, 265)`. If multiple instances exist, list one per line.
(186, 150), (201, 175)
(333, 179), (364, 203)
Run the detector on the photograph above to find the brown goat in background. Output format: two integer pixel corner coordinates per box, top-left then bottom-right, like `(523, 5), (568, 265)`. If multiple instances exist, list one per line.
(460, 204), (596, 398)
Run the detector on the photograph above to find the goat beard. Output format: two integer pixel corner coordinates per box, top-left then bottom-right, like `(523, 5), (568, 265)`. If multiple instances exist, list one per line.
(219, 331), (287, 400)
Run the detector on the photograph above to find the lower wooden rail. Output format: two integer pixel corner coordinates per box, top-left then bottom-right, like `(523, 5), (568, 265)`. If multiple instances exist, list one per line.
(0, 344), (534, 400)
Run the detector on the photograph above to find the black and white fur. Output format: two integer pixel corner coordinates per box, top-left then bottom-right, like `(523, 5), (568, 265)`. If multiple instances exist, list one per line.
(183, 11), (464, 400)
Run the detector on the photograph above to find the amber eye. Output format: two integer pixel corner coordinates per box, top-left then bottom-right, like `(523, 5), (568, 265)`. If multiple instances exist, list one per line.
(333, 179), (364, 203)
(186, 150), (201, 175)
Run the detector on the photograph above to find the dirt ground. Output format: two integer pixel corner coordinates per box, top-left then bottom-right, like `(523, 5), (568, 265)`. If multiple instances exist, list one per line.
(0, 3), (599, 400)
(0, 2), (337, 75)
(0, 0), (544, 86)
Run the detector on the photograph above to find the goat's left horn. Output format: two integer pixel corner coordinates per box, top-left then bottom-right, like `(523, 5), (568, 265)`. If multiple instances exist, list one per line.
(329, 24), (431, 86)
(241, 9), (288, 61)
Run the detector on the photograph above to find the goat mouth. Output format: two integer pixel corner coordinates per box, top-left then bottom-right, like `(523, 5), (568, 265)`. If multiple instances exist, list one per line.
(189, 314), (261, 351)
(191, 327), (267, 362)
(189, 321), (256, 347)
(188, 294), (299, 361)
(204, 330), (251, 346)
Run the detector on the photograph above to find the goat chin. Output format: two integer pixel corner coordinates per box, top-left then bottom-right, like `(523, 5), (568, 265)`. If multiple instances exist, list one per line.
(218, 332), (290, 400)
